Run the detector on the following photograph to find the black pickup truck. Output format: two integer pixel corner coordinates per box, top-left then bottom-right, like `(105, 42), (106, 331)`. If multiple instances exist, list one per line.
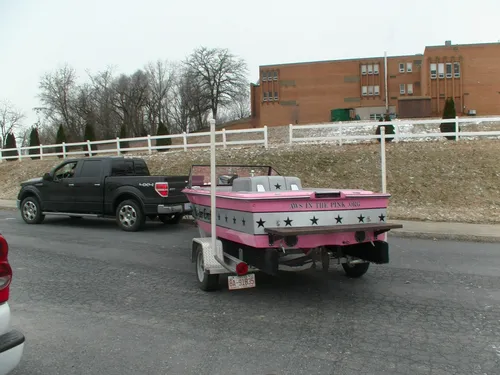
(16, 156), (192, 231)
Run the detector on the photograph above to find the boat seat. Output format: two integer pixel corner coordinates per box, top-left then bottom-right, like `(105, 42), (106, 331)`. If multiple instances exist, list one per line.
(232, 176), (302, 192)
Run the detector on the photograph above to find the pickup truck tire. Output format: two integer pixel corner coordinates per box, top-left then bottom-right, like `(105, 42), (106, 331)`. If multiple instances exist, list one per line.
(158, 213), (183, 225)
(116, 199), (146, 232)
(341, 262), (370, 278)
(20, 196), (45, 224)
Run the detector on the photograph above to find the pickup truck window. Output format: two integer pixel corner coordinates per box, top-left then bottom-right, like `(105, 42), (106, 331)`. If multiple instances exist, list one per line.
(111, 159), (150, 176)
(80, 160), (102, 178)
(54, 161), (78, 181)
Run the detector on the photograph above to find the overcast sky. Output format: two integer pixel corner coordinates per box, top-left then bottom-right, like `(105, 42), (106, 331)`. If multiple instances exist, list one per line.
(1, 0), (499, 128)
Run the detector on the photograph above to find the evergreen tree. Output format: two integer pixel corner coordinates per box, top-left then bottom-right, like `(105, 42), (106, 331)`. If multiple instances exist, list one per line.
(119, 123), (129, 154)
(4, 132), (18, 161)
(440, 97), (457, 140)
(29, 126), (41, 160)
(156, 121), (172, 152)
(55, 124), (66, 158)
(84, 123), (98, 156)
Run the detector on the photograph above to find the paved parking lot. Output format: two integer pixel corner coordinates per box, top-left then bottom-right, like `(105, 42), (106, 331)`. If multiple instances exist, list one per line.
(2, 210), (500, 375)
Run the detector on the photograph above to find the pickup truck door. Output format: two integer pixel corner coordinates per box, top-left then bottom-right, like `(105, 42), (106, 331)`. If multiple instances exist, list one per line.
(42, 160), (79, 212)
(71, 159), (104, 214)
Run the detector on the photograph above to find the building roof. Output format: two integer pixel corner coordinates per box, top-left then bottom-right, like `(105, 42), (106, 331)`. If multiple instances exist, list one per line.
(424, 41), (500, 49)
(259, 53), (422, 69)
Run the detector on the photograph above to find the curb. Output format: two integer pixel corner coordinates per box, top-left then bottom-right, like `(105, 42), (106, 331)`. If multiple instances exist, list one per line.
(389, 230), (500, 243)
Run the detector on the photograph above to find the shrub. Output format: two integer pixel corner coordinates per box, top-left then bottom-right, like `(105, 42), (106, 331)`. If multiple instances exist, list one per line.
(3, 132), (18, 161)
(156, 121), (172, 152)
(440, 97), (457, 140)
(55, 124), (66, 158)
(119, 123), (129, 154)
(28, 127), (41, 160)
(84, 123), (98, 156)
(375, 114), (395, 143)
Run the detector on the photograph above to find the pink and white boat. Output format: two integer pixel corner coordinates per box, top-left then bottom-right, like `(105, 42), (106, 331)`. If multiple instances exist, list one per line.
(183, 164), (402, 292)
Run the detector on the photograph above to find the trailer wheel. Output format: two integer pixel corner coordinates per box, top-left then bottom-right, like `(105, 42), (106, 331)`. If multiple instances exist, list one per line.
(342, 262), (370, 278)
(195, 244), (219, 291)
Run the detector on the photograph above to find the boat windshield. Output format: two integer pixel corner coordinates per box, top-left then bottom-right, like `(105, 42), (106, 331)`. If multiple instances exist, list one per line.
(188, 164), (281, 187)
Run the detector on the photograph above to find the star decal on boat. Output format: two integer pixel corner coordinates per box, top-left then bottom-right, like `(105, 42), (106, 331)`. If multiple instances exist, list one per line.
(256, 218), (266, 228)
(274, 183), (281, 189)
(310, 216), (319, 225)
(379, 214), (385, 222)
(284, 217), (293, 226)
(233, 216), (236, 224)
(217, 213), (220, 220)
(358, 214), (365, 223)
(335, 215), (343, 224)
(242, 218), (246, 226)
(225, 215), (228, 222)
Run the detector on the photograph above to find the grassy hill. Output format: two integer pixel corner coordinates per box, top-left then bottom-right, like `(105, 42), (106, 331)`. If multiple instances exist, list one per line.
(1, 140), (499, 224)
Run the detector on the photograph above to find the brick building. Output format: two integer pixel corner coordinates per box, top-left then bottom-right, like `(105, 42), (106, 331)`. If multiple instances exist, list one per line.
(243, 41), (500, 128)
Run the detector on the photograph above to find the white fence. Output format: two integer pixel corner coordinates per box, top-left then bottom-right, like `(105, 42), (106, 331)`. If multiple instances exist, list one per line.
(289, 116), (500, 145)
(0, 126), (268, 161)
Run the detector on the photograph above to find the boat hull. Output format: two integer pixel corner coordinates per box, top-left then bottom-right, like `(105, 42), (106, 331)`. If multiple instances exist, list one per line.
(185, 189), (391, 249)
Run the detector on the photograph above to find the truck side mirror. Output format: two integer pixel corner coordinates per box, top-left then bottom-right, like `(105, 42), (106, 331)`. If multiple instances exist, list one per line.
(43, 172), (52, 181)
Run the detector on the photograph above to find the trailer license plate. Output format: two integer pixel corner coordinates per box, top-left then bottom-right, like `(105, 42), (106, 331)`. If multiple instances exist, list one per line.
(228, 274), (256, 290)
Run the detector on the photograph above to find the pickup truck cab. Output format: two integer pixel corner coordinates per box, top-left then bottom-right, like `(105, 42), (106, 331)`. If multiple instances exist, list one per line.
(0, 232), (25, 374)
(17, 156), (192, 232)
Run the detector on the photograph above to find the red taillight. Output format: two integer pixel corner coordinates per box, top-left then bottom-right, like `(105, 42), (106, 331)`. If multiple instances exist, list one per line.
(0, 235), (8, 260)
(0, 263), (12, 303)
(0, 235), (12, 303)
(155, 182), (169, 197)
(235, 262), (248, 276)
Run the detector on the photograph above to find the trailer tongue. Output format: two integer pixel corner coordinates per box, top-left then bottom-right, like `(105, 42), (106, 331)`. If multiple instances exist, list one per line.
(182, 119), (402, 292)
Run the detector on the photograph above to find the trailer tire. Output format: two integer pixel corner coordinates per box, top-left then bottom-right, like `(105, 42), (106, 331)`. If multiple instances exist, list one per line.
(195, 244), (219, 291)
(342, 262), (370, 278)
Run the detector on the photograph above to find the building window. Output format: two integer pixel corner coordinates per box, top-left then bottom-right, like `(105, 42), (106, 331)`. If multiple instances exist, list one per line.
(399, 63), (405, 73)
(274, 91), (279, 101)
(446, 63), (452, 78)
(262, 72), (267, 82)
(263, 92), (268, 101)
(268, 91), (273, 101)
(374, 64), (379, 74)
(438, 63), (444, 79)
(273, 71), (278, 81)
(368, 86), (374, 96)
(454, 62), (461, 78)
(368, 64), (373, 75)
(361, 65), (367, 75)
(407, 83), (413, 94)
(400, 84), (405, 95)
(370, 114), (384, 120)
(362, 86), (368, 96)
(374, 85), (380, 95)
(430, 63), (437, 79)
(407, 62), (413, 72)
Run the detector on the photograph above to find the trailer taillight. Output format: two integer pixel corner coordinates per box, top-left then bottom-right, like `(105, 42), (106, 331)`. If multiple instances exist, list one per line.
(235, 262), (248, 276)
(155, 182), (169, 197)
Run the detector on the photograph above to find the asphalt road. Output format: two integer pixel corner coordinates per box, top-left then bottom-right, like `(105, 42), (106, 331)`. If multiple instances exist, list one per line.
(1, 210), (499, 375)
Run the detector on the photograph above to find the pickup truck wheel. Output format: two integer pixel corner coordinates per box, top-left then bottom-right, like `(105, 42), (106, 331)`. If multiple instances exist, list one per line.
(20, 197), (45, 224)
(158, 213), (183, 224)
(116, 200), (145, 232)
(341, 262), (370, 278)
(195, 244), (219, 291)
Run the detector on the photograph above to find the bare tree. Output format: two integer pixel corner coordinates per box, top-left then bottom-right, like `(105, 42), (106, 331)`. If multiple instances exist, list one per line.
(0, 100), (25, 147)
(112, 69), (150, 137)
(169, 66), (211, 133)
(36, 64), (84, 140)
(145, 59), (176, 135)
(184, 47), (249, 121)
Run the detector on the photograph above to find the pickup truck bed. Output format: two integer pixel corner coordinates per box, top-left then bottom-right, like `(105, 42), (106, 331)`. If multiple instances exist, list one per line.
(17, 156), (192, 231)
